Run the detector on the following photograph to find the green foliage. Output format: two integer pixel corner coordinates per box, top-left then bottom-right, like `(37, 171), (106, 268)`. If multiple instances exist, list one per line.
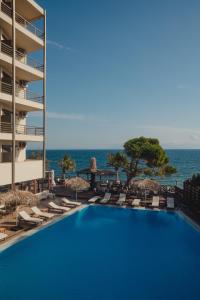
(108, 136), (176, 184)
(58, 154), (76, 179)
(107, 152), (128, 171)
(161, 165), (177, 176)
(191, 174), (200, 186)
(107, 152), (128, 182)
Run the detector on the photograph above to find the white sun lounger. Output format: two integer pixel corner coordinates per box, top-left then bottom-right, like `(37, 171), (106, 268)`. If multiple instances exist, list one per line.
(152, 196), (160, 208)
(132, 199), (141, 207)
(167, 197), (175, 209)
(0, 204), (6, 214)
(88, 196), (101, 203)
(61, 198), (81, 207)
(18, 211), (43, 225)
(48, 202), (71, 213)
(100, 193), (111, 204)
(116, 193), (126, 205)
(0, 232), (8, 241)
(31, 207), (55, 219)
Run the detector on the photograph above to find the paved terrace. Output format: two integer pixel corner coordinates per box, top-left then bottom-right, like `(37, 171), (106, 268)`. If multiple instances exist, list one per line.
(0, 187), (171, 247)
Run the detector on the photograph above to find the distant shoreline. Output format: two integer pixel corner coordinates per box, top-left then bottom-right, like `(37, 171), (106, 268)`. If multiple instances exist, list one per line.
(27, 148), (200, 151)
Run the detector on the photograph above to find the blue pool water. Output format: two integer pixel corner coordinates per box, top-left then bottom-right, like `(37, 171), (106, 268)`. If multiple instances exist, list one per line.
(0, 206), (200, 300)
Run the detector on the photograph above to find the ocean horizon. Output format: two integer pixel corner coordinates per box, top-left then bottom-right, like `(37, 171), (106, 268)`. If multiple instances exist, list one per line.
(27, 149), (200, 187)
(40, 148), (200, 151)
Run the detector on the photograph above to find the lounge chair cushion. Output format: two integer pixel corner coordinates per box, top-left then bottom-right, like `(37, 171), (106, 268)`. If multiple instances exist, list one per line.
(48, 202), (70, 212)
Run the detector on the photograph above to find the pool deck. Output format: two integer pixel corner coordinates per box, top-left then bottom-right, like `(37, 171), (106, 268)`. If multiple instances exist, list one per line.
(0, 194), (199, 253)
(0, 203), (87, 253)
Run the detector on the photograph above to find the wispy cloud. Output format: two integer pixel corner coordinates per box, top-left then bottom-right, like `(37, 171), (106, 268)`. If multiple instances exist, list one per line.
(189, 134), (200, 141)
(136, 125), (200, 134)
(47, 112), (85, 121)
(47, 39), (72, 51)
(31, 111), (109, 124)
(135, 124), (200, 148)
(32, 111), (85, 121)
(177, 84), (185, 89)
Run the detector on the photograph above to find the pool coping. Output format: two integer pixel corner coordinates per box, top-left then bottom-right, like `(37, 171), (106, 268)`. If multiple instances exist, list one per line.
(0, 204), (87, 253)
(93, 203), (200, 232)
(177, 210), (200, 233)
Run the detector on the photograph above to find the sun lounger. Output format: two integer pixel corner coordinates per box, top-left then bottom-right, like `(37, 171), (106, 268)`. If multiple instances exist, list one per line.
(18, 211), (43, 225)
(61, 198), (81, 207)
(0, 232), (8, 241)
(132, 199), (141, 207)
(88, 196), (101, 203)
(48, 202), (71, 213)
(0, 204), (6, 214)
(31, 207), (55, 219)
(116, 193), (126, 205)
(151, 196), (160, 208)
(167, 197), (175, 209)
(100, 193), (111, 204)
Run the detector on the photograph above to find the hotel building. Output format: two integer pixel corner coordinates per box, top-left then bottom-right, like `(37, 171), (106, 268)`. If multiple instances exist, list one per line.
(0, 0), (46, 191)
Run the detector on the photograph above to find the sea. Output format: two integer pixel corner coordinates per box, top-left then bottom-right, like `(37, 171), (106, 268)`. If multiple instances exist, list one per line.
(41, 149), (200, 188)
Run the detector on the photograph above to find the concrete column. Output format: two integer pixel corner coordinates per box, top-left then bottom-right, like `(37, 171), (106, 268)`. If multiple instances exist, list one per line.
(0, 27), (2, 59)
(0, 142), (2, 163)
(43, 10), (46, 179)
(11, 0), (16, 190)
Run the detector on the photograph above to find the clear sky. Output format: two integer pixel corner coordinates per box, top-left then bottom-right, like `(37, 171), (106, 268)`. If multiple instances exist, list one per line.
(35, 0), (200, 149)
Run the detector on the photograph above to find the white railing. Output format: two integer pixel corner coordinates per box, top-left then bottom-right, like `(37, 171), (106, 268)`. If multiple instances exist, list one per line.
(1, 41), (44, 71)
(0, 122), (44, 136)
(1, 2), (44, 39)
(0, 81), (44, 104)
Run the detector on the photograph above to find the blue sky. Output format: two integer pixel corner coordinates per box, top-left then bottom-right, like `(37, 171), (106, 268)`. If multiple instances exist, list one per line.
(34, 0), (200, 149)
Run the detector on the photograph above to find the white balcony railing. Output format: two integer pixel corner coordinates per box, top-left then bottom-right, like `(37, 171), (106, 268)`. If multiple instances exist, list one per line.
(0, 122), (44, 136)
(1, 1), (44, 39)
(0, 81), (44, 104)
(1, 41), (44, 71)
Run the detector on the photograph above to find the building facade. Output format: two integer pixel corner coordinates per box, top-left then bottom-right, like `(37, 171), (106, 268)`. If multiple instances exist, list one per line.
(0, 0), (46, 191)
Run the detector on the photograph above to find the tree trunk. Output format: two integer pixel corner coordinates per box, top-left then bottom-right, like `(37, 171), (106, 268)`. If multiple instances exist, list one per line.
(126, 174), (132, 186)
(116, 170), (120, 183)
(90, 173), (96, 190)
(126, 173), (136, 186)
(62, 168), (66, 180)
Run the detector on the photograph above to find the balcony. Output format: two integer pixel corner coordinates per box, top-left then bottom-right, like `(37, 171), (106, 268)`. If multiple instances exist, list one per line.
(1, 2), (44, 39)
(1, 41), (44, 71)
(0, 42), (44, 81)
(0, 81), (44, 111)
(0, 122), (44, 142)
(0, 2), (44, 52)
(0, 160), (43, 185)
(16, 0), (45, 21)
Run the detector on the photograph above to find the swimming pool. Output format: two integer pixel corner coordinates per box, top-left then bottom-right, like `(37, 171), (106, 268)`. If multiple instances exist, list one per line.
(0, 206), (200, 300)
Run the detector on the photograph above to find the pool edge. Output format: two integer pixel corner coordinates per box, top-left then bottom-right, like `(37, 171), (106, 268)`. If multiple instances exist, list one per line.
(177, 210), (200, 233)
(0, 205), (87, 253)
(93, 204), (200, 233)
(1, 205), (199, 253)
